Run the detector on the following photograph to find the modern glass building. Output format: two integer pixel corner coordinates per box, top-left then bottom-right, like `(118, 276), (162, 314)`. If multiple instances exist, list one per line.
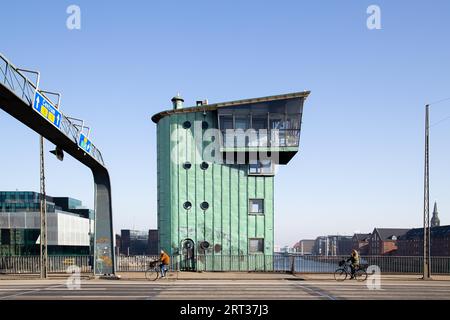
(119, 229), (150, 255)
(151, 91), (310, 271)
(0, 191), (94, 256)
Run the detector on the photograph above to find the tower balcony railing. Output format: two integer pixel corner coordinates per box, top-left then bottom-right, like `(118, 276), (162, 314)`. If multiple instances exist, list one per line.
(220, 129), (300, 150)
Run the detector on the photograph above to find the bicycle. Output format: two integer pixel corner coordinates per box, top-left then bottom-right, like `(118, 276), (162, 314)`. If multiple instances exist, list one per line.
(145, 260), (168, 281)
(334, 260), (368, 282)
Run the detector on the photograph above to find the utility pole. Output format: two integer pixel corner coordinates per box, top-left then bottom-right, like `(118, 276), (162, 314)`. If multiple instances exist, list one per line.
(423, 104), (431, 280)
(40, 136), (48, 279)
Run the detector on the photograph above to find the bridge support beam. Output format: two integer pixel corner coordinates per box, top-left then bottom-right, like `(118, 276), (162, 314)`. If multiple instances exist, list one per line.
(0, 53), (115, 276)
(93, 168), (115, 275)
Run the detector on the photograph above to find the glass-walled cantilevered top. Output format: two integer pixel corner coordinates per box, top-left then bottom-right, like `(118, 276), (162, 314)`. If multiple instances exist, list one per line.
(217, 96), (305, 164)
(151, 91), (310, 165)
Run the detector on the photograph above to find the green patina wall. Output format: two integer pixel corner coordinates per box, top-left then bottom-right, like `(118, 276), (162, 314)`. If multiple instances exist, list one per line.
(157, 110), (275, 270)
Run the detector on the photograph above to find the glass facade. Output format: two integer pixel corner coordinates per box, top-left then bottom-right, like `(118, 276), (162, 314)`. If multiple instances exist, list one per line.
(248, 160), (274, 175)
(0, 191), (92, 256)
(218, 98), (303, 149)
(0, 191), (55, 213)
(119, 229), (151, 255)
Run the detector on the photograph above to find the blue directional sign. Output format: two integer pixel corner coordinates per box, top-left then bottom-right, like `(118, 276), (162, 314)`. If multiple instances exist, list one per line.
(78, 133), (92, 154)
(33, 91), (62, 129)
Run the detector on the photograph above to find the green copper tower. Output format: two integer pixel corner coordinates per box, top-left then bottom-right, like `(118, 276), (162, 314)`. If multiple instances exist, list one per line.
(151, 91), (310, 271)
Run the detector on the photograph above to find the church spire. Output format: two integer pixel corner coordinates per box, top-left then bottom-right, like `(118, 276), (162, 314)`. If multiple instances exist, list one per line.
(431, 201), (440, 228)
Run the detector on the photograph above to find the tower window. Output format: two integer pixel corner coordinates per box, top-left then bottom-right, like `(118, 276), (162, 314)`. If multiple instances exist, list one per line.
(249, 238), (264, 253)
(183, 162), (192, 170)
(1, 229), (11, 245)
(183, 121), (191, 129)
(183, 201), (192, 210)
(249, 199), (264, 214)
(200, 201), (209, 210)
(200, 162), (209, 170)
(199, 241), (210, 250)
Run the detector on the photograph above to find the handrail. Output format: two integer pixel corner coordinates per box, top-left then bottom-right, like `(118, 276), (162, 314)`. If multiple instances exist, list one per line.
(0, 53), (105, 167)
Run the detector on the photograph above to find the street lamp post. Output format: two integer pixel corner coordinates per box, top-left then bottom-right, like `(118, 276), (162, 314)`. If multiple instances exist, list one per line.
(40, 136), (48, 279)
(423, 104), (431, 280)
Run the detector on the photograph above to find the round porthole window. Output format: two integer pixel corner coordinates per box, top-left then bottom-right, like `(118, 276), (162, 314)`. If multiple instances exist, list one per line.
(200, 162), (209, 170)
(202, 121), (209, 130)
(183, 201), (192, 210)
(183, 162), (192, 170)
(200, 201), (209, 210)
(200, 241), (210, 250)
(183, 121), (191, 129)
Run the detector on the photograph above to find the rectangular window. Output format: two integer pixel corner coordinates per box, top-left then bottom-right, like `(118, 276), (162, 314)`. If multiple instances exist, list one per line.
(219, 115), (233, 130)
(1, 229), (11, 245)
(249, 238), (264, 253)
(252, 115), (267, 130)
(235, 116), (250, 147)
(235, 116), (250, 130)
(249, 114), (268, 147)
(249, 160), (274, 176)
(269, 113), (287, 146)
(249, 199), (264, 214)
(219, 115), (234, 147)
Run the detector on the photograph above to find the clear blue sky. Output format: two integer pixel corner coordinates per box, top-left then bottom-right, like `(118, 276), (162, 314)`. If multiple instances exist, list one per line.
(1, 1), (450, 247)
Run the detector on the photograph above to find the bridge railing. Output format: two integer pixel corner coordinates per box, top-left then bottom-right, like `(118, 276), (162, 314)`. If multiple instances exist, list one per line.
(2, 255), (450, 275)
(116, 254), (450, 274)
(0, 55), (36, 106)
(0, 256), (92, 274)
(0, 53), (105, 167)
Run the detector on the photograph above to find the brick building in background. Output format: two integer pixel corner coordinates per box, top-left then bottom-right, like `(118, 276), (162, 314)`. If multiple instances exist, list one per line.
(352, 233), (371, 255)
(368, 228), (410, 255)
(396, 225), (450, 256)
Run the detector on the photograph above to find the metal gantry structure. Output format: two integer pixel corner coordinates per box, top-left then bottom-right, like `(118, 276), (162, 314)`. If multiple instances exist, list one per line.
(0, 52), (115, 276)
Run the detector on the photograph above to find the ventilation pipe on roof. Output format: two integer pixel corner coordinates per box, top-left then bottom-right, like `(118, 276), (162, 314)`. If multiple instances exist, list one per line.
(171, 93), (184, 110)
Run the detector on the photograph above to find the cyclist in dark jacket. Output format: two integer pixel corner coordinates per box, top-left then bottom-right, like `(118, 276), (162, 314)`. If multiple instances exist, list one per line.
(346, 250), (360, 279)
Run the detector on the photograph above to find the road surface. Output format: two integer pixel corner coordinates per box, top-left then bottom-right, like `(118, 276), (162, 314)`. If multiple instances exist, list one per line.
(0, 278), (449, 300)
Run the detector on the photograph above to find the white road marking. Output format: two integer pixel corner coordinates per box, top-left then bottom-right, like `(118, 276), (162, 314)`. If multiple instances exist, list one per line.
(0, 283), (67, 300)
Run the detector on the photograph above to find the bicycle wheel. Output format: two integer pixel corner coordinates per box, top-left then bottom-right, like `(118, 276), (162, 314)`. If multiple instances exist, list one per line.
(145, 268), (159, 281)
(334, 268), (347, 282)
(355, 269), (367, 282)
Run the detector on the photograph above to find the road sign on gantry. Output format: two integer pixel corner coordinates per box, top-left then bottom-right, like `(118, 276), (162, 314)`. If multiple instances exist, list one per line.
(78, 132), (92, 153)
(33, 91), (62, 129)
